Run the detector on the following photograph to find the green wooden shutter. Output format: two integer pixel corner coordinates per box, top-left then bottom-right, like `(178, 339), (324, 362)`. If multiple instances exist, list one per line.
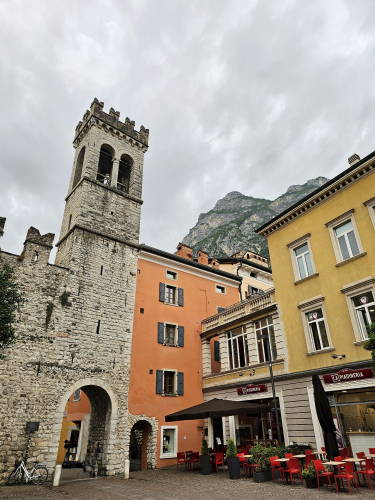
(177, 326), (184, 347)
(178, 288), (184, 306)
(156, 370), (163, 394)
(214, 340), (221, 361)
(159, 283), (165, 302)
(177, 372), (184, 395)
(157, 322), (164, 344)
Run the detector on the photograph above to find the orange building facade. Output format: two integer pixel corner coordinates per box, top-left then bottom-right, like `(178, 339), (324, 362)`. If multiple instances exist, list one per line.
(129, 244), (241, 469)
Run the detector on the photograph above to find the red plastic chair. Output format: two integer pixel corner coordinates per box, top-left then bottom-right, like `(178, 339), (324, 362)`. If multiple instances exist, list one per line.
(237, 453), (250, 477)
(213, 452), (225, 472)
(284, 453), (293, 459)
(355, 458), (375, 488)
(177, 452), (186, 470)
(357, 451), (366, 459)
(270, 456), (284, 481)
(340, 447), (350, 459)
(305, 449), (314, 455)
(283, 458), (302, 485)
(369, 448), (375, 454)
(313, 459), (334, 490)
(334, 462), (359, 493)
(184, 451), (193, 470)
(189, 452), (199, 470)
(305, 453), (315, 466)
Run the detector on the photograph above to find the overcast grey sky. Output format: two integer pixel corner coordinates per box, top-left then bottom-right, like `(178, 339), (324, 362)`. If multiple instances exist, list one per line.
(1, 0), (375, 256)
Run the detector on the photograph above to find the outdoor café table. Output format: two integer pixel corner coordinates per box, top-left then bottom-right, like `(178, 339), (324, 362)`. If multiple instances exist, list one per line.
(323, 461), (346, 491)
(274, 458), (290, 483)
(292, 454), (306, 458)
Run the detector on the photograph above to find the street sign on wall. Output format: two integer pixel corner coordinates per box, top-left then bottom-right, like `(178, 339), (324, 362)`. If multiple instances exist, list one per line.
(237, 384), (267, 395)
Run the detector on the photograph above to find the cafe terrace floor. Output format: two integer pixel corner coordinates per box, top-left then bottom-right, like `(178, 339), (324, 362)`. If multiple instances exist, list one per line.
(1, 468), (375, 500)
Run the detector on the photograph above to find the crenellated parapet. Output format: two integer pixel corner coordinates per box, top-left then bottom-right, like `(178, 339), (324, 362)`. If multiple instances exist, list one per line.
(24, 226), (54, 248)
(74, 98), (149, 148)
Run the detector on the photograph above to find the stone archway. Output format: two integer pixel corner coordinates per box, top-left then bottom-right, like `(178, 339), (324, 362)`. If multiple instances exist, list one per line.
(129, 420), (153, 471)
(52, 379), (119, 478)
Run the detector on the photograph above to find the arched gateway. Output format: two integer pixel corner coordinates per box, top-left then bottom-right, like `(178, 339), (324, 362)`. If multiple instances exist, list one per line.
(52, 379), (119, 476)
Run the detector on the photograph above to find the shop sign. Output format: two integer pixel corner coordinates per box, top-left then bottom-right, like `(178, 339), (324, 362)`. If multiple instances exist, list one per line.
(323, 368), (374, 384)
(237, 384), (267, 395)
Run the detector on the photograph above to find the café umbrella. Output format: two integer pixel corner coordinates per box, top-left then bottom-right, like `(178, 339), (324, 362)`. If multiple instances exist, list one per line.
(165, 398), (268, 421)
(312, 374), (339, 459)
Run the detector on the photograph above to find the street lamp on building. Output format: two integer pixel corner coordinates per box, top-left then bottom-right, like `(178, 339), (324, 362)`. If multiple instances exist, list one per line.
(259, 331), (283, 445)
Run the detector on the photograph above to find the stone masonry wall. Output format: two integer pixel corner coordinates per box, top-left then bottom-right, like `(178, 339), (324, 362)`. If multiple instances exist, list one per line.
(0, 101), (148, 483)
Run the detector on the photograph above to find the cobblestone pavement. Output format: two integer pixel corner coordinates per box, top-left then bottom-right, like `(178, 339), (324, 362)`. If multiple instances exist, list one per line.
(0, 468), (374, 500)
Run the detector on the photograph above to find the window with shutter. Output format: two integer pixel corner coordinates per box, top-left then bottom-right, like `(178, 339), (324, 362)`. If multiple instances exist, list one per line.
(177, 326), (184, 347)
(177, 372), (184, 396)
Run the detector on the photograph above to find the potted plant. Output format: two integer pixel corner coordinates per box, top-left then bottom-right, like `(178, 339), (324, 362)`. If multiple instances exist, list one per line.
(199, 439), (211, 475)
(225, 439), (240, 479)
(302, 463), (317, 488)
(250, 444), (273, 483)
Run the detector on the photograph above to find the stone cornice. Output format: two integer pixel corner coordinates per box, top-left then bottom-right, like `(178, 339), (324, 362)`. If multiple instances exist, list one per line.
(65, 176), (143, 205)
(257, 154), (375, 237)
(55, 224), (140, 250)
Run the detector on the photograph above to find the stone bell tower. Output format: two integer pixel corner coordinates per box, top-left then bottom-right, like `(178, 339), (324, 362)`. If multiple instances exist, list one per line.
(56, 98), (149, 266)
(51, 99), (149, 476)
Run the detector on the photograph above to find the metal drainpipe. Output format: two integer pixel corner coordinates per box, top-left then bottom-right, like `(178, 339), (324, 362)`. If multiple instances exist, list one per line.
(236, 257), (243, 301)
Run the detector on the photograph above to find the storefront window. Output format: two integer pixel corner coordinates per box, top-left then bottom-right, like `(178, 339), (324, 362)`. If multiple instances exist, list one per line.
(329, 388), (375, 455)
(161, 426), (177, 458)
(227, 326), (249, 369)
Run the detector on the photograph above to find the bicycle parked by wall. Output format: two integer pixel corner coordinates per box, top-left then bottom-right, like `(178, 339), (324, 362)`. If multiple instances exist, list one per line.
(7, 458), (48, 485)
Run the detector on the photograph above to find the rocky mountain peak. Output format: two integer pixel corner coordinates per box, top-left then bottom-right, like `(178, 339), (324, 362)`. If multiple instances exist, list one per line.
(182, 176), (329, 257)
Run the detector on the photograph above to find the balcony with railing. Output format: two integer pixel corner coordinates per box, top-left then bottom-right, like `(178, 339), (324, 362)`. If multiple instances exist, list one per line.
(201, 289), (275, 333)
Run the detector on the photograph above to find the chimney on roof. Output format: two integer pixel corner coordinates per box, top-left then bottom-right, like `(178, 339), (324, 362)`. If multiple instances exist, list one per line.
(348, 153), (360, 165)
(175, 243), (193, 260)
(197, 250), (209, 266)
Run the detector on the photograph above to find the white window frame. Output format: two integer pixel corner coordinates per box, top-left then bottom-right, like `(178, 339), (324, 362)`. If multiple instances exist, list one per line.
(160, 425), (178, 458)
(166, 269), (177, 280)
(287, 234), (316, 282)
(341, 277), (375, 343)
(364, 197), (375, 230)
(165, 284), (177, 305)
(164, 322), (178, 346)
(216, 284), (226, 294)
(326, 210), (363, 264)
(298, 297), (333, 354)
(254, 316), (277, 363)
(162, 369), (177, 396)
(226, 326), (249, 369)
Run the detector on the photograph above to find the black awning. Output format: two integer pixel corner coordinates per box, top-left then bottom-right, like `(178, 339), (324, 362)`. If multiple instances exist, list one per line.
(165, 398), (268, 422)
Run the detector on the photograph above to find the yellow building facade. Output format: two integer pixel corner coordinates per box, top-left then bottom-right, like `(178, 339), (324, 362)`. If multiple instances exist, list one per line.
(200, 152), (374, 453)
(258, 152), (375, 453)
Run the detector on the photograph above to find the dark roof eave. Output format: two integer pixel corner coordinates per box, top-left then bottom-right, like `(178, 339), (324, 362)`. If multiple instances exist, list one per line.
(255, 150), (375, 234)
(140, 245), (242, 282)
